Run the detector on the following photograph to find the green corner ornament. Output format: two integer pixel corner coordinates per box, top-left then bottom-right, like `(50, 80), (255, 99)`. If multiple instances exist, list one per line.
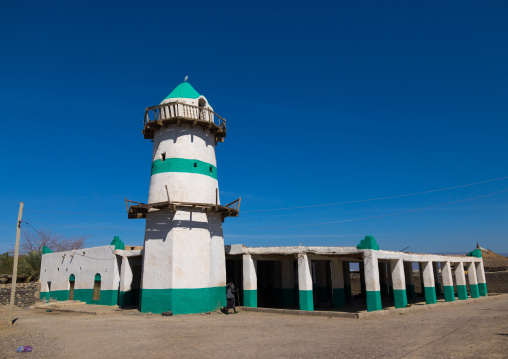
(466, 248), (482, 258)
(42, 246), (53, 254)
(110, 235), (125, 250)
(357, 235), (380, 251)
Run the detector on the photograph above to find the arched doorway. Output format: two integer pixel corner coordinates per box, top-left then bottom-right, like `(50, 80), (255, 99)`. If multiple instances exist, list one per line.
(69, 274), (75, 300)
(93, 273), (101, 301)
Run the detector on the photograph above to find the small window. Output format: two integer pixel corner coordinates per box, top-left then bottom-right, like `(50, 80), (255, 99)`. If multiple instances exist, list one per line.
(194, 163), (197, 168)
(93, 273), (101, 301)
(161, 153), (166, 161)
(210, 166), (213, 174)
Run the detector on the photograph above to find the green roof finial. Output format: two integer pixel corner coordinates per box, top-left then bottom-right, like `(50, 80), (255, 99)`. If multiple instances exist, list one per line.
(357, 235), (380, 251)
(111, 235), (125, 250)
(42, 246), (53, 254)
(466, 248), (482, 258)
(164, 81), (200, 100)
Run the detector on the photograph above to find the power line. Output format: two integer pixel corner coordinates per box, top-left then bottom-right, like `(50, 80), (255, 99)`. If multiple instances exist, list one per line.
(23, 221), (144, 231)
(228, 189), (508, 231)
(242, 175), (508, 213)
(22, 175), (508, 215)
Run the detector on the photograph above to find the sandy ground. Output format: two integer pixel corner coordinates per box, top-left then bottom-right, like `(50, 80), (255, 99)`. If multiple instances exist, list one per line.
(0, 296), (507, 359)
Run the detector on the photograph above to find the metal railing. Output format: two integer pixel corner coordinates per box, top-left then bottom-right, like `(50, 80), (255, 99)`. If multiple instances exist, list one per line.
(144, 102), (227, 130)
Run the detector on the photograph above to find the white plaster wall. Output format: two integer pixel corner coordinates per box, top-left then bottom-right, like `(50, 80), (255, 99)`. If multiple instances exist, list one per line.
(152, 125), (217, 165)
(148, 123), (219, 205)
(297, 253), (313, 291)
(148, 172), (219, 204)
(242, 254), (257, 291)
(141, 210), (226, 290)
(39, 246), (119, 292)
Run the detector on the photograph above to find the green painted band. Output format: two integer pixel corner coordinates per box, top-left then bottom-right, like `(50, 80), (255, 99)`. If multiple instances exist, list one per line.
(469, 284), (480, 298)
(151, 158), (217, 179)
(140, 287), (226, 314)
(424, 286), (437, 304)
(366, 291), (382, 312)
(457, 285), (468, 300)
(443, 286), (455, 302)
(478, 283), (488, 296)
(332, 288), (346, 308)
(40, 289), (118, 306)
(393, 289), (408, 309)
(243, 289), (257, 307)
(299, 290), (314, 311)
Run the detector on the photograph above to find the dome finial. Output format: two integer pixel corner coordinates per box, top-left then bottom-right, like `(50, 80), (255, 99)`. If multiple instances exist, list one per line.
(184, 75), (188, 82)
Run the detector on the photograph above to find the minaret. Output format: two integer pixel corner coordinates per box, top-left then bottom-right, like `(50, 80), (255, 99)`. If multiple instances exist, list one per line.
(127, 80), (240, 314)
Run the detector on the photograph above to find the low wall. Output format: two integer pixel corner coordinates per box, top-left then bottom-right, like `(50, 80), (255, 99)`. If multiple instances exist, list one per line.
(0, 282), (41, 308)
(486, 271), (508, 293)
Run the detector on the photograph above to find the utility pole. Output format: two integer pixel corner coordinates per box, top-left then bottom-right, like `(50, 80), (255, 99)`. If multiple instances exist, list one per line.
(7, 202), (24, 325)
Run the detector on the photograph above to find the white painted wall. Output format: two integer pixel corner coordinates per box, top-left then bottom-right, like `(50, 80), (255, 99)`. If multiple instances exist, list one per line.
(39, 245), (119, 293)
(141, 210), (226, 290)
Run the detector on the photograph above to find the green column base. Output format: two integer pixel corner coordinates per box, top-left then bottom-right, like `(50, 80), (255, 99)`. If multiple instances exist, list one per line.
(40, 292), (50, 302)
(443, 286), (455, 302)
(478, 283), (488, 297)
(366, 291), (382, 312)
(299, 290), (314, 311)
(332, 288), (345, 308)
(344, 284), (352, 302)
(380, 283), (389, 296)
(140, 287), (226, 314)
(424, 286), (437, 304)
(243, 289), (257, 308)
(469, 284), (480, 298)
(407, 284), (416, 299)
(457, 285), (468, 300)
(280, 288), (296, 307)
(393, 289), (408, 309)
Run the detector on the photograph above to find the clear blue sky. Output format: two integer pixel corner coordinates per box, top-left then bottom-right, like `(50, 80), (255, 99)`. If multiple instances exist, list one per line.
(1, 1), (507, 254)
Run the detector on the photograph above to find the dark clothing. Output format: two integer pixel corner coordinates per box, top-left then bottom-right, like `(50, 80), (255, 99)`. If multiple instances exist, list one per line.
(226, 283), (235, 299)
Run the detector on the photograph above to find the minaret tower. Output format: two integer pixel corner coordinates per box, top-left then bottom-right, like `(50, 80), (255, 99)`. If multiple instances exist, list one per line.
(127, 80), (240, 314)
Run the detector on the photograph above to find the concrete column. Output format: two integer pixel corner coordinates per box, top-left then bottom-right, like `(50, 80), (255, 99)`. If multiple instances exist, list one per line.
(298, 253), (314, 311)
(440, 261), (455, 302)
(390, 259), (407, 309)
(363, 250), (382, 312)
(454, 262), (468, 300)
(281, 259), (296, 307)
(418, 262), (425, 294)
(404, 262), (416, 299)
(378, 262), (389, 297)
(119, 256), (133, 307)
(421, 261), (437, 304)
(314, 261), (328, 307)
(359, 263), (366, 294)
(433, 262), (442, 296)
(343, 261), (352, 302)
(466, 262), (480, 298)
(475, 260), (488, 296)
(242, 254), (257, 307)
(331, 258), (345, 308)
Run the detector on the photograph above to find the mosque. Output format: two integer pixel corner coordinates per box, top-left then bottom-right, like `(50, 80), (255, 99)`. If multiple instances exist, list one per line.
(39, 81), (488, 314)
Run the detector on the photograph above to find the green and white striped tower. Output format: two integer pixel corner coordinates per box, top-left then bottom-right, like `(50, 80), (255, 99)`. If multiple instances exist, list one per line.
(136, 80), (237, 314)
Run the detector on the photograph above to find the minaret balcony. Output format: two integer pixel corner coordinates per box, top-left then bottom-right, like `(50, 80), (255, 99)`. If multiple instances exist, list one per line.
(143, 102), (227, 142)
(125, 198), (241, 222)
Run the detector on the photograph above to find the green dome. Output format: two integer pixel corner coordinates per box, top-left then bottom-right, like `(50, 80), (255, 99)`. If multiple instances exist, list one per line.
(164, 82), (201, 100)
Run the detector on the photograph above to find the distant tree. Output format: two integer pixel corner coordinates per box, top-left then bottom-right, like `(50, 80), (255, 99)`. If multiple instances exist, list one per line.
(0, 252), (14, 275)
(21, 228), (88, 254)
(19, 250), (42, 281)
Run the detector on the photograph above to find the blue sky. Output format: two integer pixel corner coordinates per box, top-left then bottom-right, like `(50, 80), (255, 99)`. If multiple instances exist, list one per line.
(1, 1), (507, 254)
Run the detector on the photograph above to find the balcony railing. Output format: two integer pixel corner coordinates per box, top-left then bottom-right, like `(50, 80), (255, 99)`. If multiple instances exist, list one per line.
(143, 102), (227, 141)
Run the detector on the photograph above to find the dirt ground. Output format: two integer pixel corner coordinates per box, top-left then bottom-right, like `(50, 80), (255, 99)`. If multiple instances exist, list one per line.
(1, 296), (507, 359)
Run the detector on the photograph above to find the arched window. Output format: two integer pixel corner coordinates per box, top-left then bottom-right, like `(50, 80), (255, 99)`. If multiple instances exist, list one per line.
(93, 273), (101, 301)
